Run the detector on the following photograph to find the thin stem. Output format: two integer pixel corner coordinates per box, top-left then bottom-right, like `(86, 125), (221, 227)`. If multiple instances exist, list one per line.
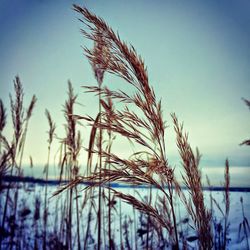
(97, 86), (102, 250)
(43, 144), (51, 250)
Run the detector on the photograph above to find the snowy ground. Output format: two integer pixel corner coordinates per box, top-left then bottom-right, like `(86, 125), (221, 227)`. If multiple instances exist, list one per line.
(0, 183), (249, 249)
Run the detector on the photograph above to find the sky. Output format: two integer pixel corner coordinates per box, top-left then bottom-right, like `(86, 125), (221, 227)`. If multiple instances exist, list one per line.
(0, 0), (249, 176)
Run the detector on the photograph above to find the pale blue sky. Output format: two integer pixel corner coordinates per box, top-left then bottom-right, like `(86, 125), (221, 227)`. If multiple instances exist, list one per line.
(0, 0), (249, 172)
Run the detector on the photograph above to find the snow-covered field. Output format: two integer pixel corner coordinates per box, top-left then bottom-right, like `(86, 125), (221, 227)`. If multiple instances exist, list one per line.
(0, 183), (249, 249)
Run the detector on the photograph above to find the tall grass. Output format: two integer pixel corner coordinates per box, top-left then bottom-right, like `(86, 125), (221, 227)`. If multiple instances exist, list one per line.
(172, 113), (213, 249)
(91, 37), (105, 250)
(72, 5), (211, 249)
(0, 76), (36, 250)
(222, 159), (230, 250)
(60, 81), (82, 250)
(0, 75), (247, 249)
(71, 5), (243, 249)
(0, 99), (8, 184)
(239, 197), (250, 250)
(0, 6), (249, 250)
(43, 109), (56, 250)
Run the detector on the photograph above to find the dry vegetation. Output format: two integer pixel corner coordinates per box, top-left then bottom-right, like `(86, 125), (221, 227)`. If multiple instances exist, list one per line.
(0, 5), (249, 250)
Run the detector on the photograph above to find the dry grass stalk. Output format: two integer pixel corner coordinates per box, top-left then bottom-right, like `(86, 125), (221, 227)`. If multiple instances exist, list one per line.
(103, 91), (115, 249)
(10, 76), (24, 148)
(43, 109), (56, 250)
(82, 23), (110, 250)
(73, 5), (180, 247)
(12, 80), (36, 250)
(0, 99), (8, 184)
(18, 94), (37, 172)
(112, 189), (172, 232)
(172, 113), (213, 249)
(239, 197), (250, 250)
(45, 109), (56, 146)
(93, 38), (105, 250)
(240, 98), (250, 146)
(0, 100), (7, 149)
(12, 93), (36, 250)
(222, 159), (230, 250)
(58, 81), (82, 250)
(0, 76), (36, 250)
(0, 100), (8, 249)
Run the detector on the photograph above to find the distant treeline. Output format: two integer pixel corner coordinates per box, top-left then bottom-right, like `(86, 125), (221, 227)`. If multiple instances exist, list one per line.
(2, 175), (250, 192)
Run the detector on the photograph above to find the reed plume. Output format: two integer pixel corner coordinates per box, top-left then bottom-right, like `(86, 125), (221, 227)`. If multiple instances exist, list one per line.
(73, 5), (179, 247)
(172, 113), (213, 250)
(18, 94), (37, 171)
(93, 37), (105, 250)
(57, 81), (82, 250)
(0, 76), (36, 250)
(10, 76), (24, 148)
(1, 77), (25, 247)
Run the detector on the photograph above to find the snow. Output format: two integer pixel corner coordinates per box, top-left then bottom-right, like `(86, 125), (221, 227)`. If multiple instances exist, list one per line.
(0, 183), (249, 249)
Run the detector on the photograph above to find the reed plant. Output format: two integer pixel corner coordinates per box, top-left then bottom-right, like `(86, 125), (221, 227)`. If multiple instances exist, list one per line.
(210, 159), (230, 250)
(0, 100), (7, 154)
(238, 197), (250, 250)
(0, 76), (36, 250)
(43, 109), (56, 250)
(92, 36), (105, 250)
(1, 6), (249, 250)
(57, 81), (82, 250)
(0, 99), (8, 186)
(172, 113), (213, 249)
(11, 80), (36, 250)
(73, 4), (180, 248)
(222, 159), (230, 250)
(71, 5), (237, 250)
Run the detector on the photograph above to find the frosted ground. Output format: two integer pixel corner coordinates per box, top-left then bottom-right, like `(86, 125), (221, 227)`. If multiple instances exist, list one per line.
(0, 183), (249, 249)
